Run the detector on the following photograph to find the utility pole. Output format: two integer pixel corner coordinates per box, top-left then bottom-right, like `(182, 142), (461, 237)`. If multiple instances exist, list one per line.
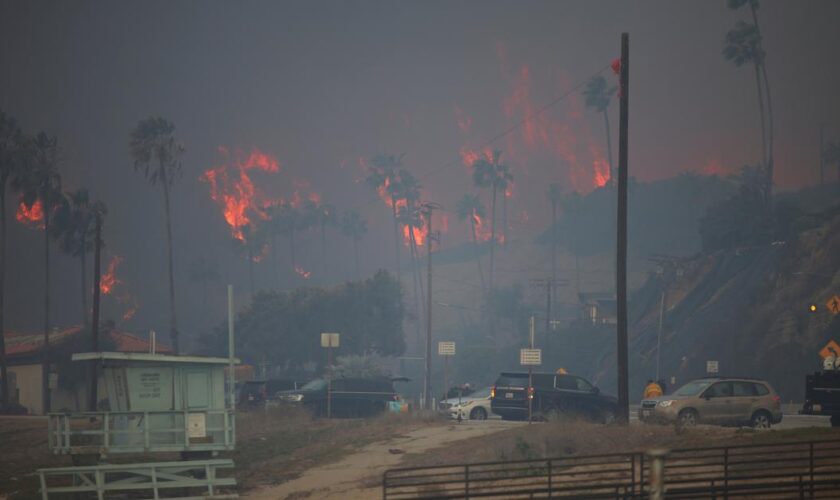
(616, 32), (630, 423)
(422, 203), (441, 411)
(89, 210), (103, 411)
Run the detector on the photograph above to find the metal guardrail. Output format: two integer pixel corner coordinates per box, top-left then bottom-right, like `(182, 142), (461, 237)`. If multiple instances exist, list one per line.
(47, 410), (236, 454)
(38, 459), (237, 499)
(383, 439), (840, 499)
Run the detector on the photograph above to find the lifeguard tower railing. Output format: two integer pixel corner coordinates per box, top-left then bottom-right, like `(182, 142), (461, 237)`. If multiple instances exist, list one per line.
(47, 409), (235, 454)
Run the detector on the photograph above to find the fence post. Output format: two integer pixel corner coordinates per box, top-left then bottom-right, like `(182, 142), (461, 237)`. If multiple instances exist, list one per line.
(809, 441), (814, 500)
(646, 449), (668, 500)
(382, 470), (387, 500)
(465, 464), (470, 499)
(724, 446), (729, 498)
(547, 459), (552, 496)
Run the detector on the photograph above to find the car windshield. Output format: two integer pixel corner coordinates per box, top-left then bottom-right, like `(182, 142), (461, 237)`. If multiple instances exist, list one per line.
(495, 375), (528, 388)
(469, 387), (491, 399)
(299, 379), (327, 391)
(673, 380), (713, 397)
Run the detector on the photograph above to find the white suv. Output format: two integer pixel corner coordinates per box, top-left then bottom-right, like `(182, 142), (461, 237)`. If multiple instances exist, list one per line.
(439, 387), (492, 420)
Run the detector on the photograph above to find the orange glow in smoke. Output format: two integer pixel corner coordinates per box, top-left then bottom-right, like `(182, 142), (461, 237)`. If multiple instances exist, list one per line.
(294, 265), (311, 279)
(100, 256), (123, 295)
(202, 147), (280, 241)
(16, 199), (44, 229)
(117, 293), (139, 322)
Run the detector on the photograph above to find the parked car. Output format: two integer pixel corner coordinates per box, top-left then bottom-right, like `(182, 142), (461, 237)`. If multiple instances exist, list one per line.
(237, 378), (308, 407)
(439, 387), (492, 420)
(490, 372), (617, 422)
(639, 377), (782, 428)
(279, 376), (406, 417)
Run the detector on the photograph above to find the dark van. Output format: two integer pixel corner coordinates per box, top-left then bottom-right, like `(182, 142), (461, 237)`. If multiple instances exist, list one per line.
(491, 371), (618, 422)
(280, 376), (403, 417)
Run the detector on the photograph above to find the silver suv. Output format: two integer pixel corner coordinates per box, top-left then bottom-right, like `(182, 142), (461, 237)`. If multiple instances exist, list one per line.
(639, 377), (783, 428)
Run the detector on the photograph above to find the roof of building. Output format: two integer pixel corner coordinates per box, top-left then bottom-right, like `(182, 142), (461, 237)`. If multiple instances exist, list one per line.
(4, 326), (172, 357)
(73, 352), (238, 365)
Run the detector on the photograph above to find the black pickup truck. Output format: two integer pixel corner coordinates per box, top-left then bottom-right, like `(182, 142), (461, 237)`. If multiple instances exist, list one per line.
(802, 370), (840, 426)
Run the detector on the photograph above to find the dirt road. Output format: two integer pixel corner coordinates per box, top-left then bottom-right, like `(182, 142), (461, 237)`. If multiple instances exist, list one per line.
(244, 419), (521, 500)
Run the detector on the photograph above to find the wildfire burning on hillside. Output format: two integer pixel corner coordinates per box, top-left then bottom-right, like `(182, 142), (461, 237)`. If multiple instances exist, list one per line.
(15, 199), (44, 229)
(294, 265), (311, 279)
(202, 147), (280, 241)
(100, 255), (123, 295)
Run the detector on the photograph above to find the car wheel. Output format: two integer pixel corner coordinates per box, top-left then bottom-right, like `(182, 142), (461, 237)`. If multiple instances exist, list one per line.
(677, 409), (698, 428)
(470, 407), (488, 420)
(750, 410), (772, 429)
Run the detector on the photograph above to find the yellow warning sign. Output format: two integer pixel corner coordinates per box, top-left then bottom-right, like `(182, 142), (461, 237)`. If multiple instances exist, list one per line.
(820, 340), (840, 360)
(826, 295), (840, 315)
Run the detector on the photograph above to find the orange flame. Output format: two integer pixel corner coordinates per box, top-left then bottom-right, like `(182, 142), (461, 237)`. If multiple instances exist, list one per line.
(15, 199), (45, 229)
(294, 265), (311, 279)
(202, 147), (280, 241)
(117, 293), (139, 321)
(100, 256), (123, 295)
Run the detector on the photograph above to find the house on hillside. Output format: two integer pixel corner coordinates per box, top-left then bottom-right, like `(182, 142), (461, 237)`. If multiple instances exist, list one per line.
(3, 326), (170, 415)
(579, 293), (617, 325)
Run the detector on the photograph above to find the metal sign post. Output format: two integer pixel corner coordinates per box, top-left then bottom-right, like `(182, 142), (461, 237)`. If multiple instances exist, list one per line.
(522, 317), (541, 423)
(321, 333), (340, 418)
(438, 342), (455, 408)
(706, 360), (719, 375)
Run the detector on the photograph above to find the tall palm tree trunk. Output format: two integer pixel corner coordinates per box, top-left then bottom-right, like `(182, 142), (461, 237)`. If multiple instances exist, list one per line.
(80, 247), (88, 327)
(750, 5), (774, 201)
(502, 191), (508, 249)
(43, 194), (51, 413)
(603, 110), (615, 183)
(321, 223), (328, 281)
(390, 199), (401, 284)
(0, 190), (7, 407)
(551, 200), (558, 313)
(489, 185), (497, 293)
(160, 167), (179, 354)
(469, 216), (485, 289)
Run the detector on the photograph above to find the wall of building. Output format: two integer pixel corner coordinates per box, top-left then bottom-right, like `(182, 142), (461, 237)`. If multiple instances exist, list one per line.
(9, 364), (42, 415)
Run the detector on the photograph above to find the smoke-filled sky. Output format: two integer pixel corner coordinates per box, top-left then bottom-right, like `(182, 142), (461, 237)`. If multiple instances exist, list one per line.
(1, 0), (839, 340)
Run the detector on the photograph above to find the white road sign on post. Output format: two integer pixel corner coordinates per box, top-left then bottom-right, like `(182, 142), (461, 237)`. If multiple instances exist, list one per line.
(706, 360), (719, 374)
(438, 341), (456, 356)
(520, 348), (542, 366)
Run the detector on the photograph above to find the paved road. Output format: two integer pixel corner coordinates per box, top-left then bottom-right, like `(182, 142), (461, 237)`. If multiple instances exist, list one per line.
(628, 405), (831, 429)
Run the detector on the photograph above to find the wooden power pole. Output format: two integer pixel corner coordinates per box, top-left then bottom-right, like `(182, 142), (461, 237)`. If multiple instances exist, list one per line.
(616, 33), (630, 423)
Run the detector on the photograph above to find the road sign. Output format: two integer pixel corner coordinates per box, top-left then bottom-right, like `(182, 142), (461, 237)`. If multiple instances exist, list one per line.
(438, 341), (455, 356)
(706, 360), (719, 374)
(826, 295), (840, 315)
(820, 340), (840, 359)
(520, 348), (542, 366)
(320, 332), (340, 348)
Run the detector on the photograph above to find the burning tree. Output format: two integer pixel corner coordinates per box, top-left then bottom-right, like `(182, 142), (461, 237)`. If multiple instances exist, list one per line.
(455, 193), (487, 290)
(364, 154), (406, 281)
(470, 149), (511, 294)
(583, 76), (617, 184)
(129, 116), (184, 353)
(12, 131), (62, 413)
(303, 199), (337, 279)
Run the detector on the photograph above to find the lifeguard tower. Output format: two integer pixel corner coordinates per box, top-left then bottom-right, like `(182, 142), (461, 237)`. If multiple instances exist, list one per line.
(38, 352), (240, 498)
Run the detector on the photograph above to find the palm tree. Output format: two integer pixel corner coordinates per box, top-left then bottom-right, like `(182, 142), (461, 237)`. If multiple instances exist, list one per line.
(724, 0), (774, 195)
(303, 200), (337, 280)
(340, 210), (367, 279)
(274, 203), (308, 284)
(365, 154), (405, 281)
(0, 110), (22, 408)
(233, 223), (263, 296)
(13, 132), (61, 413)
(546, 184), (562, 303)
(724, 2), (774, 205)
(52, 189), (99, 327)
(129, 116), (184, 353)
(583, 76), (617, 183)
(471, 150), (511, 293)
(455, 194), (486, 289)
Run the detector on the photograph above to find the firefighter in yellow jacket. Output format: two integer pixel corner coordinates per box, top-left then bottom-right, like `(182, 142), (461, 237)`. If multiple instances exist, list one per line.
(643, 379), (664, 399)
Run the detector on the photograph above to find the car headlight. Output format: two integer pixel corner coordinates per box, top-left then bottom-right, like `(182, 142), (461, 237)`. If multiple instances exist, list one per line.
(657, 400), (674, 407)
(285, 394), (304, 402)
